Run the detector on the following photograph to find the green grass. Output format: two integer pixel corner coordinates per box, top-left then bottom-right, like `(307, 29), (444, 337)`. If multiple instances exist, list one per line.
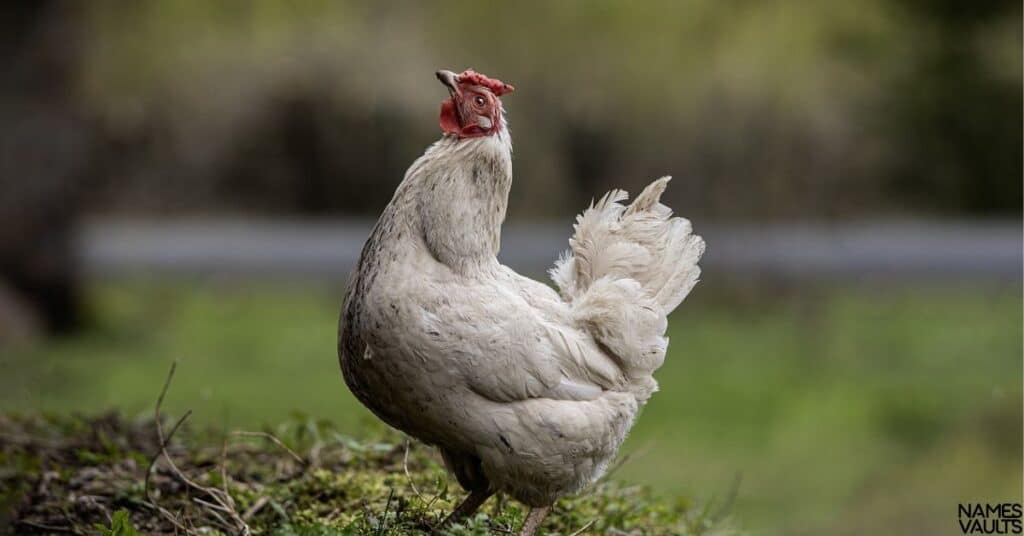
(4, 413), (728, 535)
(2, 280), (1020, 534)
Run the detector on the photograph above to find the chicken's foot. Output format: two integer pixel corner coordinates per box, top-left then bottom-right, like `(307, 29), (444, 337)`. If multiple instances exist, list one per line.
(519, 505), (551, 536)
(434, 487), (493, 533)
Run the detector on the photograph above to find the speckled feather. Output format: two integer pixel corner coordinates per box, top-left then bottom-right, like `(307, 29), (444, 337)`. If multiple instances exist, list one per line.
(339, 110), (703, 507)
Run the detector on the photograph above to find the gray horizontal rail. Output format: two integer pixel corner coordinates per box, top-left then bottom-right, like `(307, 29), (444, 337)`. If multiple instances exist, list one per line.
(79, 220), (1022, 281)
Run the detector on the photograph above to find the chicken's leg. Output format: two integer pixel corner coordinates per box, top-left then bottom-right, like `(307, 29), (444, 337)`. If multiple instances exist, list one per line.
(519, 505), (551, 536)
(435, 487), (493, 533)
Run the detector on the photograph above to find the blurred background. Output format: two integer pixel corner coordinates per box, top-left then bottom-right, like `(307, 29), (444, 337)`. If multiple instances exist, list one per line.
(1, 1), (1020, 534)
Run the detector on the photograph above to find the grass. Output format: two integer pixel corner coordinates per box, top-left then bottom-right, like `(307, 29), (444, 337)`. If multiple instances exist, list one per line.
(3, 413), (727, 535)
(2, 280), (1021, 534)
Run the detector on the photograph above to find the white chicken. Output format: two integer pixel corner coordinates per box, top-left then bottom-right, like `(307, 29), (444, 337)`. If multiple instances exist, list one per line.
(338, 69), (704, 535)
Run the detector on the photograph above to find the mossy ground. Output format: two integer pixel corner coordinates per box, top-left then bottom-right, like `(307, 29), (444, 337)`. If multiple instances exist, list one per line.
(1, 413), (737, 535)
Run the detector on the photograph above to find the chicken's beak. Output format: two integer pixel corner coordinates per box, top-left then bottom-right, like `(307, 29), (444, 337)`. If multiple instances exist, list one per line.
(436, 70), (459, 96)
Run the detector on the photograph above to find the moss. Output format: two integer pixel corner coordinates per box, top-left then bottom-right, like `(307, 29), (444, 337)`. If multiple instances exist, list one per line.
(1, 413), (738, 535)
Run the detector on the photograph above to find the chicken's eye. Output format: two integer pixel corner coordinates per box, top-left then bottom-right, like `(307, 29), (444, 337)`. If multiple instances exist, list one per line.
(473, 95), (486, 107)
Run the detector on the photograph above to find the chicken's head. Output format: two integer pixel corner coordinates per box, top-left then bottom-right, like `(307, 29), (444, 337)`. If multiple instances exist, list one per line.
(436, 69), (514, 138)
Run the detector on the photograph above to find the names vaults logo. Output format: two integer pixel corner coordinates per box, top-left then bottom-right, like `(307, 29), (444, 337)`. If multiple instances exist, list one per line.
(958, 503), (1023, 534)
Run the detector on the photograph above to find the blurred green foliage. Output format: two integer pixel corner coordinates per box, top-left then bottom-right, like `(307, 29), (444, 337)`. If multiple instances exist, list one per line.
(68, 0), (1020, 220)
(2, 280), (1020, 533)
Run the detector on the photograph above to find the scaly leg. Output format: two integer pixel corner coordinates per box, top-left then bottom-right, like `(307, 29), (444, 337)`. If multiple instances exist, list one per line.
(435, 487), (493, 533)
(519, 505), (551, 536)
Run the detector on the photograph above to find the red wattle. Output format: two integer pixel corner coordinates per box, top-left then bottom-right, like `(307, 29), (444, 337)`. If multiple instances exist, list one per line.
(439, 98), (460, 135)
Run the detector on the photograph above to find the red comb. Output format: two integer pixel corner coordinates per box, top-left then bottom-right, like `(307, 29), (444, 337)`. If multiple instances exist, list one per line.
(457, 69), (514, 96)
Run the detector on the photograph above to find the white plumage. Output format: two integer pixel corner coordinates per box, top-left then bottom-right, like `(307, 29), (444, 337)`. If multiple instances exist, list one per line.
(338, 69), (703, 533)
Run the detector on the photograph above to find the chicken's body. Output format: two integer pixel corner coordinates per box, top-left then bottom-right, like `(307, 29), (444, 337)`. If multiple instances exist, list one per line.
(338, 69), (703, 530)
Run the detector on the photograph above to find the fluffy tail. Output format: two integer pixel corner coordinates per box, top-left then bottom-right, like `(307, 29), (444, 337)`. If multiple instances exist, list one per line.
(550, 177), (704, 401)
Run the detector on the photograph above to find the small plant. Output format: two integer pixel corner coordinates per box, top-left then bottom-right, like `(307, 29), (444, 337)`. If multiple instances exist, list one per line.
(96, 510), (139, 536)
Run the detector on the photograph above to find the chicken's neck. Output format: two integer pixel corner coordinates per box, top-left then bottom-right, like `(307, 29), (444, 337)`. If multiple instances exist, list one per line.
(410, 126), (512, 273)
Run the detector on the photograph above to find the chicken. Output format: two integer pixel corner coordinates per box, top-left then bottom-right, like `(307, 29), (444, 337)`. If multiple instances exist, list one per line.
(338, 69), (704, 535)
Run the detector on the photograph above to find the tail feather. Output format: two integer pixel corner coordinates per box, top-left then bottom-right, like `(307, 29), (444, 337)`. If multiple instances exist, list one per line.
(551, 177), (704, 401)
(624, 176), (670, 216)
(552, 176), (704, 314)
(654, 224), (704, 312)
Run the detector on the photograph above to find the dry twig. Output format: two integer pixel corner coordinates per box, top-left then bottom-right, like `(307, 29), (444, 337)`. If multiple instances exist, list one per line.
(16, 519), (80, 534)
(230, 430), (306, 466)
(242, 496), (270, 521)
(569, 519), (597, 536)
(402, 438), (426, 502)
(145, 362), (252, 535)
